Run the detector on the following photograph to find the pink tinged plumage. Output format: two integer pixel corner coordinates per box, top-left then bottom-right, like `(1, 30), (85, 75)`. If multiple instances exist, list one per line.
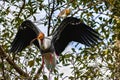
(42, 52), (57, 72)
(37, 35), (57, 72)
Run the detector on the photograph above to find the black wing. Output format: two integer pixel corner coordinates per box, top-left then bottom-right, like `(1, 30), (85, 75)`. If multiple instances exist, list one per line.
(10, 20), (40, 53)
(52, 17), (101, 55)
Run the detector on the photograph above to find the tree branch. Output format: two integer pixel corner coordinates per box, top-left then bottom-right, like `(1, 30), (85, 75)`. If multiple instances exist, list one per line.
(1, 57), (6, 80)
(47, 0), (55, 36)
(17, 0), (25, 18)
(33, 63), (44, 80)
(54, 0), (74, 10)
(0, 46), (30, 78)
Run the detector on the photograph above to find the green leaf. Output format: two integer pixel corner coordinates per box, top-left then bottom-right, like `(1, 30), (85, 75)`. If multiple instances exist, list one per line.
(0, 63), (3, 68)
(36, 58), (41, 64)
(28, 60), (34, 67)
(63, 63), (70, 66)
(54, 77), (58, 80)
(43, 75), (48, 80)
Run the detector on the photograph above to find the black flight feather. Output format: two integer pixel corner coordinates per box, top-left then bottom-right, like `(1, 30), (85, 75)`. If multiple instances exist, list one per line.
(52, 17), (101, 55)
(10, 20), (40, 53)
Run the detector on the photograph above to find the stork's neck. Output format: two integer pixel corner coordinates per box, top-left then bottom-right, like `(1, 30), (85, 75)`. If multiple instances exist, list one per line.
(40, 36), (54, 53)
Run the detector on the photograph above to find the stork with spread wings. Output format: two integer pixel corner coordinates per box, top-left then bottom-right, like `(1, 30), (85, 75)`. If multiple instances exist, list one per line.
(10, 9), (102, 72)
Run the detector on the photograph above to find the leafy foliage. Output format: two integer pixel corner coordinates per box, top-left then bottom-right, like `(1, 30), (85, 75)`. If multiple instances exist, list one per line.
(0, 0), (120, 79)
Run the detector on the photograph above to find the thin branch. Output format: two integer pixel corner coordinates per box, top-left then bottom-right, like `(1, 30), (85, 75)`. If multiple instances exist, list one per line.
(54, 0), (74, 10)
(62, 76), (68, 80)
(17, 0), (25, 18)
(47, 0), (55, 36)
(33, 63), (44, 80)
(50, 0), (75, 35)
(71, 2), (97, 17)
(0, 46), (30, 78)
(1, 57), (6, 80)
(5, 67), (22, 79)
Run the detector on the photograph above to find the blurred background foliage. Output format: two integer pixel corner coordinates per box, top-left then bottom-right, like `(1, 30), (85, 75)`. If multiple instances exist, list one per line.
(0, 0), (120, 80)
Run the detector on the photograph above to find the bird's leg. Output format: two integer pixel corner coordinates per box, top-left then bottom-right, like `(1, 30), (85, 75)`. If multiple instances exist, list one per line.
(49, 71), (51, 80)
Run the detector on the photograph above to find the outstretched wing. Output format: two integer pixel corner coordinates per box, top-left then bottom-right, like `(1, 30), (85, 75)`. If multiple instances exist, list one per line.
(10, 20), (41, 53)
(52, 17), (101, 55)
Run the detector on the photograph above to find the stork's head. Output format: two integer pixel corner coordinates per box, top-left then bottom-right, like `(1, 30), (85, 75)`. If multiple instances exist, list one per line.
(58, 8), (71, 18)
(37, 32), (45, 45)
(37, 32), (52, 50)
(37, 32), (44, 40)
